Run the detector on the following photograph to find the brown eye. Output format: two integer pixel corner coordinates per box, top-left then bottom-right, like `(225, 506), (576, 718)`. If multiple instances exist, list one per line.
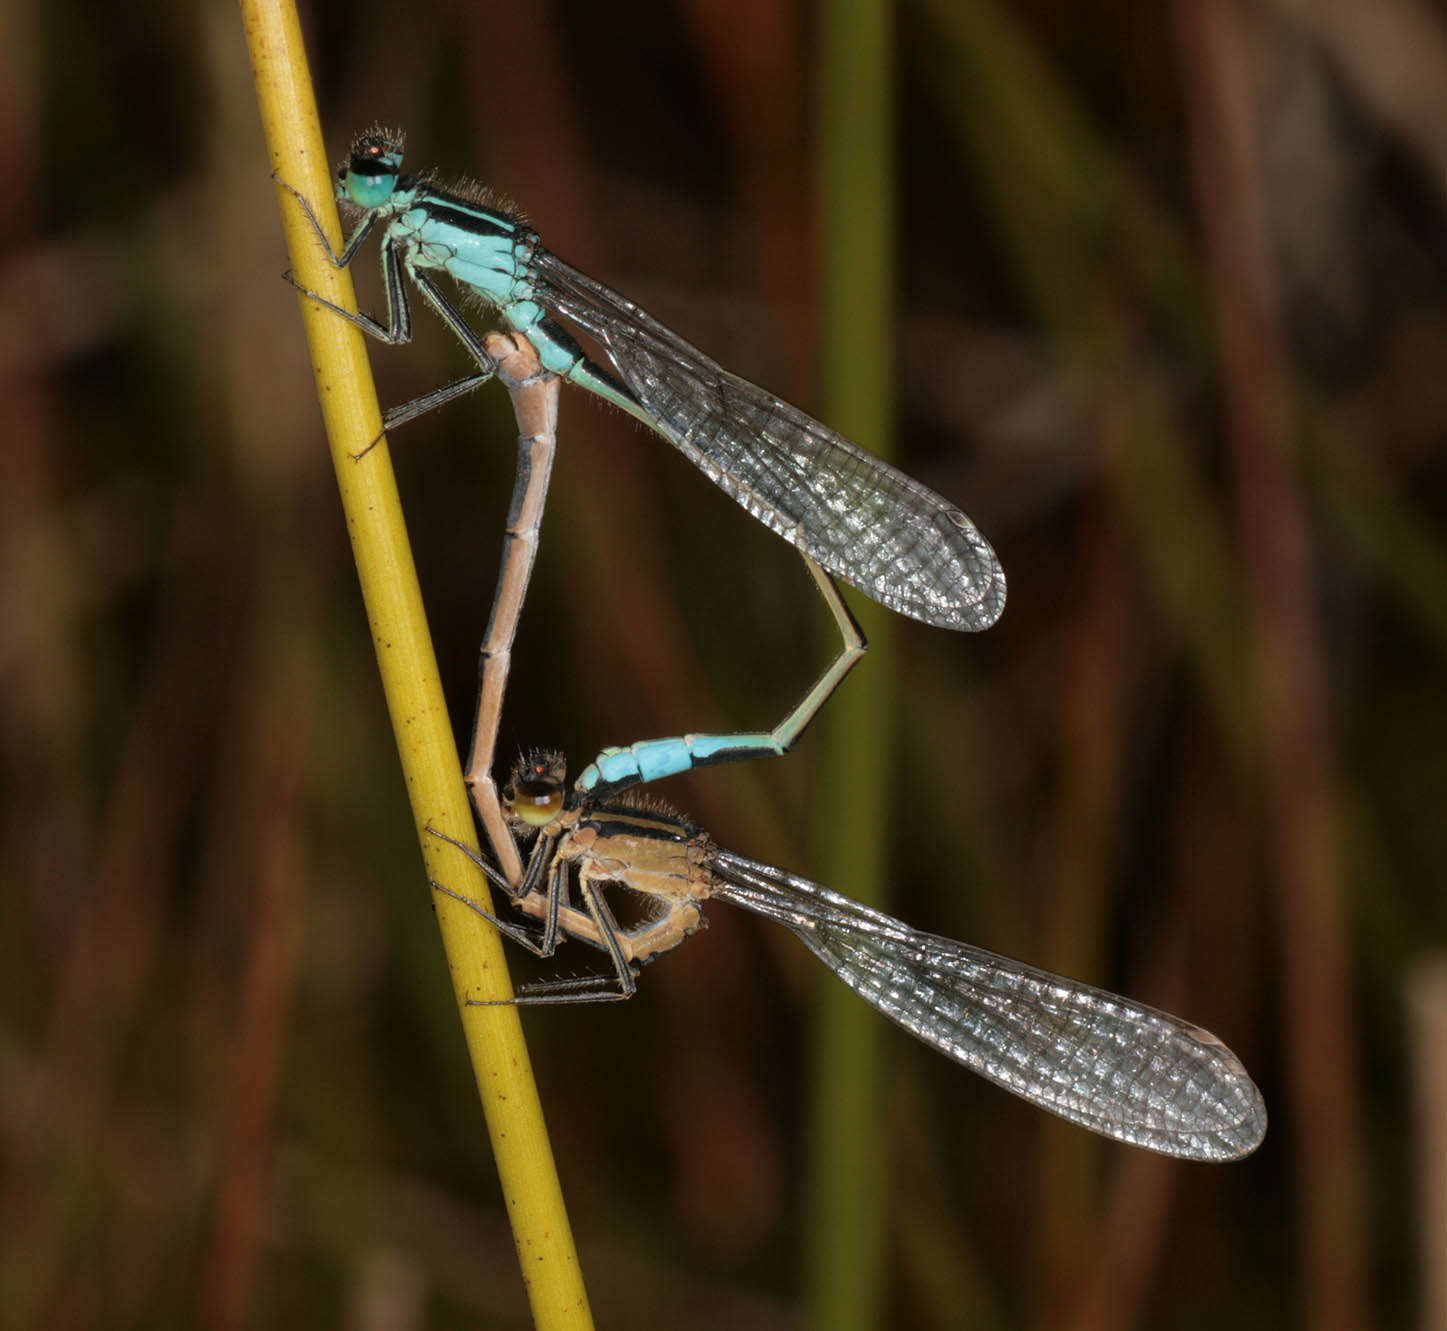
(510, 779), (563, 827)
(502, 751), (567, 827)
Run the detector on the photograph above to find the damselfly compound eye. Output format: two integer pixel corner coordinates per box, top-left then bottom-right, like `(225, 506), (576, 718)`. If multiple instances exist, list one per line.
(507, 777), (563, 827)
(340, 133), (404, 209)
(503, 752), (567, 827)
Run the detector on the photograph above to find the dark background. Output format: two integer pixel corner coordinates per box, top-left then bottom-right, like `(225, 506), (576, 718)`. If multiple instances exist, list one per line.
(3, 0), (1445, 1326)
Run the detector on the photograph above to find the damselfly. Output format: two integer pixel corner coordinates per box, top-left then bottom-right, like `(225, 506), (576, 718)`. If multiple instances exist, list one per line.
(279, 129), (1006, 633)
(430, 754), (1267, 1162)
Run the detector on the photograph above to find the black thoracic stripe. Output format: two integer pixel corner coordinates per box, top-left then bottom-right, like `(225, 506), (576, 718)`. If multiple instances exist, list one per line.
(420, 199), (519, 241)
(582, 811), (693, 844)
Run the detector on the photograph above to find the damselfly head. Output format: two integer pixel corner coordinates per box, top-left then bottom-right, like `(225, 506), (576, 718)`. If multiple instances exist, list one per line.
(337, 127), (405, 210)
(503, 750), (567, 828)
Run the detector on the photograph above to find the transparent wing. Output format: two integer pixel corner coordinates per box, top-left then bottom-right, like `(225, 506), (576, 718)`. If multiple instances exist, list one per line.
(707, 849), (1266, 1161)
(528, 249), (1006, 632)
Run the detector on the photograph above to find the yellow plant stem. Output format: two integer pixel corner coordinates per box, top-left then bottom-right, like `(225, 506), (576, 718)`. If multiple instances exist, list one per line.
(242, 1), (593, 1325)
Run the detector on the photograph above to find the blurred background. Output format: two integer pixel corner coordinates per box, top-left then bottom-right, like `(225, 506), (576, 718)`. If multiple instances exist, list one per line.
(4, 0), (1446, 1326)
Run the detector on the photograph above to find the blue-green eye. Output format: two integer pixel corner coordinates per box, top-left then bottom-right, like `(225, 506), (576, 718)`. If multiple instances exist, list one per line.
(338, 133), (403, 208)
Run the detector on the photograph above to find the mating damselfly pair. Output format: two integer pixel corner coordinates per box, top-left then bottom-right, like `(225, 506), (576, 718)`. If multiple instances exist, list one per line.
(284, 130), (1266, 1162)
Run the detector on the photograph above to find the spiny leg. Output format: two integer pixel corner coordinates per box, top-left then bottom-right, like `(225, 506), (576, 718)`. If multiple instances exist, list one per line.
(426, 826), (570, 967)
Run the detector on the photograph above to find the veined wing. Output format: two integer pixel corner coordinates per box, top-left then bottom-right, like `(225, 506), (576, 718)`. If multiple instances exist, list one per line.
(527, 249), (1006, 632)
(706, 849), (1266, 1161)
